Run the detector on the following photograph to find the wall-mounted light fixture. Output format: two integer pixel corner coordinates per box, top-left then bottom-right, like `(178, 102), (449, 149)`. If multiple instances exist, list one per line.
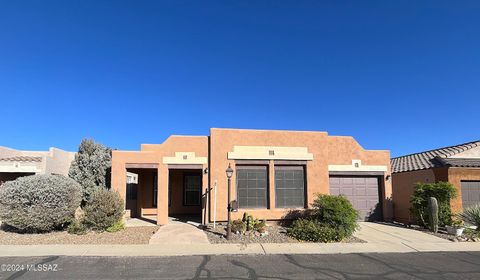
(386, 175), (391, 181)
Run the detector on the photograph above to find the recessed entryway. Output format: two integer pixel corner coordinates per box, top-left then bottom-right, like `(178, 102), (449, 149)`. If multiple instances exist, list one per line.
(168, 169), (203, 224)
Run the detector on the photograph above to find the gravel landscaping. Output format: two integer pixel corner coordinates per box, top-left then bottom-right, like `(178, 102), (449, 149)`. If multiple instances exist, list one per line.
(204, 224), (365, 244)
(0, 226), (160, 245)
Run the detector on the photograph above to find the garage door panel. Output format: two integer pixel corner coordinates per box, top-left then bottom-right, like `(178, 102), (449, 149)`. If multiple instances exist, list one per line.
(355, 188), (366, 196)
(329, 176), (381, 221)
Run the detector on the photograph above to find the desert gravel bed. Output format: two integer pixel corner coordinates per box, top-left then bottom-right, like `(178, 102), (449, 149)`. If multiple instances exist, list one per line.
(205, 225), (365, 244)
(0, 226), (160, 245)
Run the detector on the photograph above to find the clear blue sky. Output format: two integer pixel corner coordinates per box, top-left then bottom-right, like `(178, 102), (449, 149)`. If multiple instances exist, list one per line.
(1, 1), (479, 157)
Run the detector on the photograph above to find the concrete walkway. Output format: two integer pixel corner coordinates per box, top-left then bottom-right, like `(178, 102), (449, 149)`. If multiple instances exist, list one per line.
(149, 221), (209, 245)
(355, 222), (450, 244)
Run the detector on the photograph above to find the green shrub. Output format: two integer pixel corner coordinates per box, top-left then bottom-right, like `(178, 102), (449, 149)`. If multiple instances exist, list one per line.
(254, 219), (267, 233)
(106, 220), (125, 233)
(287, 218), (339, 242)
(459, 204), (480, 231)
(0, 175), (82, 233)
(83, 188), (124, 231)
(312, 194), (359, 240)
(230, 219), (246, 233)
(410, 182), (457, 227)
(67, 220), (88, 235)
(69, 139), (112, 204)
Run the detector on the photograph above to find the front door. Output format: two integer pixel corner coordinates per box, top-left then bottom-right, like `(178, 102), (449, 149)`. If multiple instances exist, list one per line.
(126, 183), (138, 217)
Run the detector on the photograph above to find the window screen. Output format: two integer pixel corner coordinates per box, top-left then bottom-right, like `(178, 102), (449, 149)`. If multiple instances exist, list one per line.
(236, 166), (268, 208)
(275, 166), (305, 208)
(184, 175), (202, 206)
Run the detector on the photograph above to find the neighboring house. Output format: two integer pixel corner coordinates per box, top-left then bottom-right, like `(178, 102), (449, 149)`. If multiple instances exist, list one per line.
(0, 146), (76, 184)
(111, 128), (392, 225)
(391, 140), (480, 223)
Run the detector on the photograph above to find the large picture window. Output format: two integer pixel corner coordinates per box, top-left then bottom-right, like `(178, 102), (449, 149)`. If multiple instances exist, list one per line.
(184, 175), (202, 206)
(275, 165), (305, 208)
(236, 166), (268, 208)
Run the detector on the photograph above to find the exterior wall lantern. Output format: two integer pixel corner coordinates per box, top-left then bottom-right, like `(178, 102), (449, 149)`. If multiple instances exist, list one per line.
(226, 163), (234, 240)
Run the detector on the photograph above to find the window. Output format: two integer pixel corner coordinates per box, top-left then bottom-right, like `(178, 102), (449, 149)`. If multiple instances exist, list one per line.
(275, 165), (305, 208)
(184, 175), (202, 206)
(236, 166), (268, 208)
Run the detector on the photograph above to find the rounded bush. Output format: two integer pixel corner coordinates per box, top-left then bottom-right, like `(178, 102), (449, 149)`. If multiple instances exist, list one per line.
(287, 218), (339, 242)
(312, 194), (359, 240)
(0, 175), (82, 232)
(83, 188), (124, 231)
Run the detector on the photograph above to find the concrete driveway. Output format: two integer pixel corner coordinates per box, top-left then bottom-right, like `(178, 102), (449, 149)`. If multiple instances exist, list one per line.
(355, 222), (450, 244)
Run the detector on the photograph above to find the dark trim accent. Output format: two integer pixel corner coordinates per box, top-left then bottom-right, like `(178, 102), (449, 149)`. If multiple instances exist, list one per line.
(168, 164), (203, 170)
(329, 171), (385, 176)
(153, 174), (158, 208)
(274, 160), (307, 165)
(125, 163), (159, 169)
(183, 172), (202, 206)
(235, 160), (270, 165)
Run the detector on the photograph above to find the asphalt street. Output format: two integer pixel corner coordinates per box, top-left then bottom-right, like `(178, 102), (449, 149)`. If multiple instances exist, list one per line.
(1, 252), (479, 280)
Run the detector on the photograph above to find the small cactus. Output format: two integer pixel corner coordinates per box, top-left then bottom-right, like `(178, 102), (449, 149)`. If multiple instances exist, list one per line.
(427, 197), (439, 233)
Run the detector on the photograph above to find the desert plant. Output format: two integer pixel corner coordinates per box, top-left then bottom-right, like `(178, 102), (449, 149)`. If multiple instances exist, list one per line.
(254, 219), (267, 233)
(106, 220), (125, 233)
(230, 219), (246, 233)
(427, 197), (439, 233)
(287, 218), (339, 242)
(0, 175), (82, 233)
(83, 188), (124, 231)
(410, 182), (457, 227)
(69, 139), (112, 204)
(459, 204), (480, 231)
(67, 220), (88, 235)
(242, 212), (260, 231)
(312, 194), (359, 240)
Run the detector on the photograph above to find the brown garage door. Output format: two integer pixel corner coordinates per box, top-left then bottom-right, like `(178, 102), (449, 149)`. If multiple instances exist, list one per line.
(329, 176), (382, 221)
(461, 181), (480, 209)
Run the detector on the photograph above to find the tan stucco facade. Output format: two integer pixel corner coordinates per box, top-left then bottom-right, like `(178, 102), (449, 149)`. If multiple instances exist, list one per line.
(111, 128), (392, 225)
(392, 167), (480, 223)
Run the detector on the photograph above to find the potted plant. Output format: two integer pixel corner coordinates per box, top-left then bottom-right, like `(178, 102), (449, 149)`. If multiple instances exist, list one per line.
(446, 217), (464, 237)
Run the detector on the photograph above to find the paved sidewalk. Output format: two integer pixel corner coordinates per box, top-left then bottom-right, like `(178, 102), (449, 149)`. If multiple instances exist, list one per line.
(1, 241), (480, 257)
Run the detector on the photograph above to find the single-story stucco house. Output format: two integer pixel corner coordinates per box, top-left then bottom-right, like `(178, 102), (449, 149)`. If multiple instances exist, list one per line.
(0, 146), (76, 185)
(111, 128), (392, 225)
(391, 140), (480, 223)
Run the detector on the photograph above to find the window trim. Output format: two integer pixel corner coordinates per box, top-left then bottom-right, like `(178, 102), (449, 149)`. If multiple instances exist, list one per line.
(183, 173), (202, 206)
(235, 165), (269, 209)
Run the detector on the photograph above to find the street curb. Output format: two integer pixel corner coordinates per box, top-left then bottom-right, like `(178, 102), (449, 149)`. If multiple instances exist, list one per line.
(1, 242), (480, 257)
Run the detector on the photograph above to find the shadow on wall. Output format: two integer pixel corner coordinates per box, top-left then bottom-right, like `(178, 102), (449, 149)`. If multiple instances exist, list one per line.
(279, 209), (315, 227)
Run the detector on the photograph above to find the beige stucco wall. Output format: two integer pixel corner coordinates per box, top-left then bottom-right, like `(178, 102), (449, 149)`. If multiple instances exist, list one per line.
(448, 168), (480, 213)
(392, 169), (437, 223)
(111, 136), (209, 225)
(111, 129), (391, 225)
(0, 146), (75, 178)
(209, 128), (391, 222)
